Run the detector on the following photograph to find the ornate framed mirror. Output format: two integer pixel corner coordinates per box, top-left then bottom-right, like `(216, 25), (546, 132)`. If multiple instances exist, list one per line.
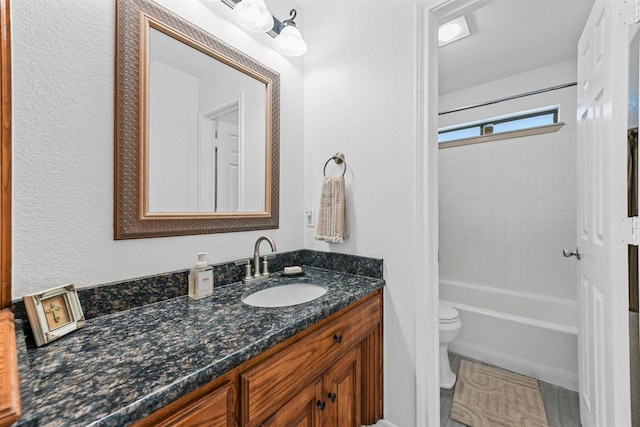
(115, 0), (280, 239)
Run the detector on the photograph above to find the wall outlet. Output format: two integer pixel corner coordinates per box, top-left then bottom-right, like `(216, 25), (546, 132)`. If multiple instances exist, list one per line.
(305, 207), (315, 227)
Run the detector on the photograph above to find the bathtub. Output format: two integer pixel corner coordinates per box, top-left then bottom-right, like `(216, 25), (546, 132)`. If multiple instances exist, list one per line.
(440, 280), (579, 391)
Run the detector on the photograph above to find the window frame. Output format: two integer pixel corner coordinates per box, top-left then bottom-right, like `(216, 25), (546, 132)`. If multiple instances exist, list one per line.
(438, 107), (559, 144)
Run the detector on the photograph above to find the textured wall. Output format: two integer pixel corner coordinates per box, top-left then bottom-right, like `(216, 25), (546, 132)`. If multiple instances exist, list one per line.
(439, 60), (578, 301)
(14, 0), (426, 424)
(302, 2), (420, 425)
(12, 0), (304, 297)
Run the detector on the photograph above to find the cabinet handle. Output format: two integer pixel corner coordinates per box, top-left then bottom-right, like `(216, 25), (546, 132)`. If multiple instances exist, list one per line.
(333, 334), (343, 343)
(317, 400), (326, 411)
(328, 392), (337, 402)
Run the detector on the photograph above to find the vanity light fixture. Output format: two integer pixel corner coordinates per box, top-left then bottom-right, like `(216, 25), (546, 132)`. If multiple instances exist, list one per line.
(274, 9), (307, 57)
(233, 0), (274, 33)
(438, 16), (470, 47)
(218, 0), (307, 56)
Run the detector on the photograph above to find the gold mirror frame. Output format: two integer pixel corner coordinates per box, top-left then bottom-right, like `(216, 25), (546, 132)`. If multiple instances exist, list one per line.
(115, 0), (280, 239)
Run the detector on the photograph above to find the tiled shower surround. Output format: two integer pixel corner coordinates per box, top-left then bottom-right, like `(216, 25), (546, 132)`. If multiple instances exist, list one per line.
(439, 132), (577, 300)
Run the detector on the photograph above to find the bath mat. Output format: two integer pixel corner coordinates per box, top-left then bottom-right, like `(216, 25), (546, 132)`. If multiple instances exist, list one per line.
(450, 360), (549, 427)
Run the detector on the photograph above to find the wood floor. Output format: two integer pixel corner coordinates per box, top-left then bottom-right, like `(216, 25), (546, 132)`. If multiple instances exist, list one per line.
(440, 352), (581, 427)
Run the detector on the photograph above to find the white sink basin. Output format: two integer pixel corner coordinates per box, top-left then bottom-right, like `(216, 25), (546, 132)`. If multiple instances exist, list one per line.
(242, 283), (327, 307)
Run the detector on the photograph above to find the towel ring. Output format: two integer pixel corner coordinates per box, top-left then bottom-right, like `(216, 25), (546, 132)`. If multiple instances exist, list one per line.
(323, 152), (346, 177)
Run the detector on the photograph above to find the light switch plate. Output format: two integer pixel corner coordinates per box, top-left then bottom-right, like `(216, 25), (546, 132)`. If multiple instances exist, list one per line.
(305, 207), (315, 227)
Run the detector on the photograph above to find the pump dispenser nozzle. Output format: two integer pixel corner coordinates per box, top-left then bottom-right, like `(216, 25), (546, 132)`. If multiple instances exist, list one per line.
(196, 252), (208, 269)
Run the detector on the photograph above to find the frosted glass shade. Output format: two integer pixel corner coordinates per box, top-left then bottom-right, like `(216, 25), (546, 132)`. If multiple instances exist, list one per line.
(275, 25), (307, 56)
(233, 0), (274, 33)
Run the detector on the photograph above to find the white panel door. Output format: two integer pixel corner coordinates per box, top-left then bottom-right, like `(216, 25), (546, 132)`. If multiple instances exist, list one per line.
(215, 120), (239, 212)
(576, 1), (632, 426)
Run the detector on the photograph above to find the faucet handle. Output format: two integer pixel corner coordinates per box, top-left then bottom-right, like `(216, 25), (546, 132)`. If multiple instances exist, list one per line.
(261, 254), (276, 276)
(235, 258), (252, 281)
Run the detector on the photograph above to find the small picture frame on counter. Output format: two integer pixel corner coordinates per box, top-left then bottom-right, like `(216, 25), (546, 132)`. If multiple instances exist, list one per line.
(23, 284), (85, 347)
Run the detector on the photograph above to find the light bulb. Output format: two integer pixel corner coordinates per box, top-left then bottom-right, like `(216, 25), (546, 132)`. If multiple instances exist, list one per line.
(233, 0), (274, 33)
(275, 25), (307, 57)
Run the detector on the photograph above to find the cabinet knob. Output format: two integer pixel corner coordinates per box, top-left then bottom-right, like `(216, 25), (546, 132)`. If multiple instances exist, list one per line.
(328, 392), (337, 402)
(333, 334), (343, 343)
(316, 400), (326, 411)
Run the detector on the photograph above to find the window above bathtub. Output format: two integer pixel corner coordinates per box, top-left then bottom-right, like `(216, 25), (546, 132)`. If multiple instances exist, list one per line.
(438, 106), (564, 149)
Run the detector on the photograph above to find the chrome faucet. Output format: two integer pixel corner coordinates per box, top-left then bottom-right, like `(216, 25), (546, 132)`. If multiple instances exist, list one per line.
(243, 235), (277, 284)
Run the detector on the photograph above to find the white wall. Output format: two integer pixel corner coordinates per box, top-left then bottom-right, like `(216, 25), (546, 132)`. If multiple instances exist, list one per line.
(303, 2), (420, 425)
(13, 0), (424, 424)
(149, 60), (200, 212)
(198, 56), (267, 210)
(439, 59), (578, 301)
(12, 0), (304, 297)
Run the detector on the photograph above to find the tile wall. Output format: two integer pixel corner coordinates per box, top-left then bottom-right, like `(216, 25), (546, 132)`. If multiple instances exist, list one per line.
(439, 130), (577, 300)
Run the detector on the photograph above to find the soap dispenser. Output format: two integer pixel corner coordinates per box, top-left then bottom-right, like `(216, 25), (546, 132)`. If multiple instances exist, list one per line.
(189, 252), (214, 299)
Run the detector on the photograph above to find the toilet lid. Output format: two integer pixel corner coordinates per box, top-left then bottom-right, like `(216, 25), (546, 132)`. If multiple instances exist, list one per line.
(439, 303), (459, 323)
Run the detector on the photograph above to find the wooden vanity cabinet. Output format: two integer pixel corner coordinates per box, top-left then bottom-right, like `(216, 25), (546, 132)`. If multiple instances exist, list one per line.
(135, 290), (382, 427)
(262, 346), (361, 427)
(321, 345), (362, 427)
(261, 377), (324, 427)
(0, 311), (21, 427)
(240, 292), (380, 427)
(133, 375), (237, 427)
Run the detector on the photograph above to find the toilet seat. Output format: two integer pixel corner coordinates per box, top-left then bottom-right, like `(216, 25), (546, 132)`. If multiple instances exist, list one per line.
(439, 303), (459, 324)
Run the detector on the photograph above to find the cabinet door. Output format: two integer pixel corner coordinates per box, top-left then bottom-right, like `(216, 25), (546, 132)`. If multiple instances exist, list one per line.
(153, 381), (236, 427)
(323, 346), (361, 427)
(360, 323), (383, 424)
(262, 378), (323, 427)
(241, 295), (380, 427)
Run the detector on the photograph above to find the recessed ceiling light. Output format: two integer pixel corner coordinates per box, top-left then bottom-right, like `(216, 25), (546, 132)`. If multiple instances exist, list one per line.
(439, 16), (470, 47)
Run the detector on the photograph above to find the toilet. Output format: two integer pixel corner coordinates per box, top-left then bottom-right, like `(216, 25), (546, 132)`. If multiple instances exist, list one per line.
(439, 302), (462, 389)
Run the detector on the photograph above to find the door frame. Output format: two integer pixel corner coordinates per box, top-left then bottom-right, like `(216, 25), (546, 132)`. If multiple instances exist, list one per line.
(414, 1), (480, 425)
(416, 1), (493, 423)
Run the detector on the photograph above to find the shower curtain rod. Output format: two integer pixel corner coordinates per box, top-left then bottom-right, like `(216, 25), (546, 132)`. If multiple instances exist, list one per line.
(438, 82), (577, 116)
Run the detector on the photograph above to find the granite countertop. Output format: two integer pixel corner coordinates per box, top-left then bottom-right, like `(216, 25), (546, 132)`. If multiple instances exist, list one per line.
(16, 266), (384, 427)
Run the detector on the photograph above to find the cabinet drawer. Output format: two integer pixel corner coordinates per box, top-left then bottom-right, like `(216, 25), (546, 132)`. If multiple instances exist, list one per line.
(240, 294), (381, 427)
(154, 381), (236, 427)
(133, 376), (237, 427)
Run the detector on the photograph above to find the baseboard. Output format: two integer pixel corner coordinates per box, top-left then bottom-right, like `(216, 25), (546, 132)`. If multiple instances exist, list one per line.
(449, 340), (579, 392)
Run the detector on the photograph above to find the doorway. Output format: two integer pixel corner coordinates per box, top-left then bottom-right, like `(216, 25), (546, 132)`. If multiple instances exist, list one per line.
(418, 1), (634, 426)
(200, 100), (241, 212)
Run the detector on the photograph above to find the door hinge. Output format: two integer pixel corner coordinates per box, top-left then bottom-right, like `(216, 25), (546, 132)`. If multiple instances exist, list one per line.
(615, 217), (639, 245)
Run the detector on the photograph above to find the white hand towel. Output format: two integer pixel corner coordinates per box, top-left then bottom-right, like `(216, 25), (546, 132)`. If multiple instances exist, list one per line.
(314, 175), (349, 243)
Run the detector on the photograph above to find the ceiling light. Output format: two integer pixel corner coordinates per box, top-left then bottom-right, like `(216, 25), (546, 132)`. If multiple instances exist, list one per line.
(439, 16), (470, 47)
(275, 9), (307, 57)
(233, 0), (274, 33)
(439, 23), (461, 42)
